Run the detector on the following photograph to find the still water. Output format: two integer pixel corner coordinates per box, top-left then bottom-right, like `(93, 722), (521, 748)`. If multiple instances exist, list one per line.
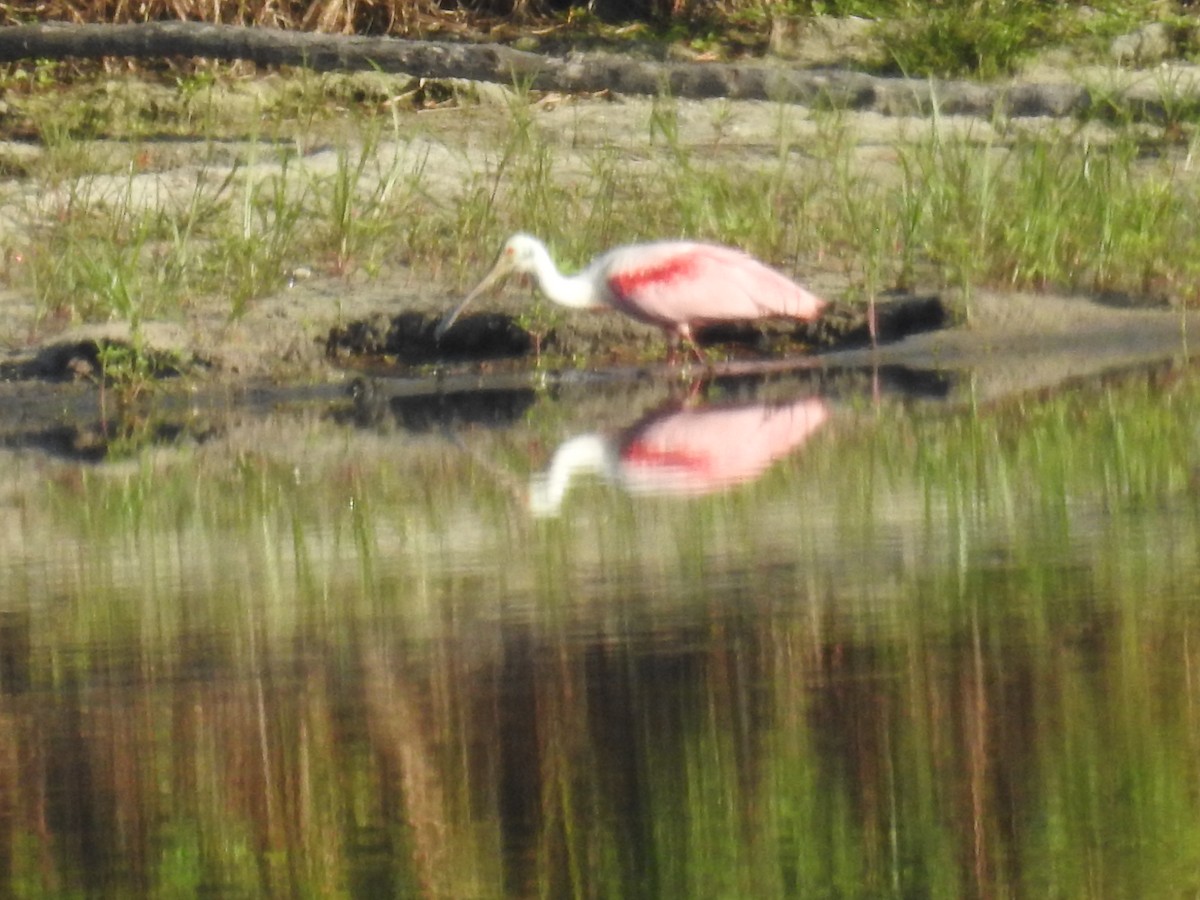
(1, 358), (1199, 898)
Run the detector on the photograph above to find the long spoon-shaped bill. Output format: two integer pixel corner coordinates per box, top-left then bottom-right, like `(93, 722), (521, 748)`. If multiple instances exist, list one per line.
(434, 257), (514, 341)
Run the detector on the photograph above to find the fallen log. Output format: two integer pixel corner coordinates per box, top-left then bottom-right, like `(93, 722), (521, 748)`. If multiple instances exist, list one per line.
(0, 21), (1190, 120)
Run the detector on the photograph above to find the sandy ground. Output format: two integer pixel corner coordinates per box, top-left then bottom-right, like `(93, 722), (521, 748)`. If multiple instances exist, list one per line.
(0, 61), (1196, 410)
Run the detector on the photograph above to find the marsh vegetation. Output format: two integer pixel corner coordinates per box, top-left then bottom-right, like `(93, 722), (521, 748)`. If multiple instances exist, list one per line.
(2, 52), (1200, 379)
(0, 8), (1199, 895)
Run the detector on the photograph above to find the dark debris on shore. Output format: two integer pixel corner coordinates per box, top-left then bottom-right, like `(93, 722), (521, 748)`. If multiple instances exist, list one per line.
(324, 291), (953, 369)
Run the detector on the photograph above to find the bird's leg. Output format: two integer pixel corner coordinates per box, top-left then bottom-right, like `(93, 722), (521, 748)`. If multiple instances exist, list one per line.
(679, 325), (712, 369)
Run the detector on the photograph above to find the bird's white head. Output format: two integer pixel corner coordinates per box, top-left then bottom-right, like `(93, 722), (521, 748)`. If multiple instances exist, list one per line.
(434, 233), (550, 340)
(499, 233), (546, 275)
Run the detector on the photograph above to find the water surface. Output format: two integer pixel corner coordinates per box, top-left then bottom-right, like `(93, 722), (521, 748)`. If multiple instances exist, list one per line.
(1, 358), (1198, 898)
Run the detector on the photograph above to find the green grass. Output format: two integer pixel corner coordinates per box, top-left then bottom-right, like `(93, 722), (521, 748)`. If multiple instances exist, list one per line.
(3, 64), (1200, 336)
(559, 0), (1169, 76)
(874, 0), (1153, 79)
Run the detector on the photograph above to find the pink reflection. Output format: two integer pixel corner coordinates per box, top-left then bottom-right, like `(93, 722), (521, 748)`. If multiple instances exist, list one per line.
(529, 395), (830, 516)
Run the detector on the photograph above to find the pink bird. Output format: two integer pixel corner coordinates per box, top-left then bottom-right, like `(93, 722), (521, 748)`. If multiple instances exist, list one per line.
(434, 233), (828, 361)
(528, 395), (831, 515)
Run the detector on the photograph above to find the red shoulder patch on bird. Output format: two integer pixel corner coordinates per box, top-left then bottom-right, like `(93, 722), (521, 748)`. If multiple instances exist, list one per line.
(607, 254), (699, 299)
(622, 440), (711, 475)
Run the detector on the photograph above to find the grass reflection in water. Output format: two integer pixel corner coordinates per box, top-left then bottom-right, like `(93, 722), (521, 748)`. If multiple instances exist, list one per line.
(0, 362), (1197, 897)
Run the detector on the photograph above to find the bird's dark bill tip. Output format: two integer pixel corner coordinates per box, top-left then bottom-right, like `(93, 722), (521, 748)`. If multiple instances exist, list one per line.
(432, 315), (457, 342)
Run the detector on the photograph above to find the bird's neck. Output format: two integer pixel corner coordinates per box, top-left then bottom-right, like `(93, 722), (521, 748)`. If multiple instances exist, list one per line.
(528, 434), (613, 516)
(530, 246), (604, 310)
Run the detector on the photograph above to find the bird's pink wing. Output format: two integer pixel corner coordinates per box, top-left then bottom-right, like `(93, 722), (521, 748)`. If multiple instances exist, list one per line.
(601, 242), (826, 327)
(618, 397), (830, 496)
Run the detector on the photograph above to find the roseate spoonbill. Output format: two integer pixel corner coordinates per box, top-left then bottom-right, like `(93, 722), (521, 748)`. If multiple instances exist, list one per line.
(528, 395), (830, 516)
(434, 233), (828, 361)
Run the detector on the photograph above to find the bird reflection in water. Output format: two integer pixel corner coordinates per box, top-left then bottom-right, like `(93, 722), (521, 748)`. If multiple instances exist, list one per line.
(528, 392), (830, 516)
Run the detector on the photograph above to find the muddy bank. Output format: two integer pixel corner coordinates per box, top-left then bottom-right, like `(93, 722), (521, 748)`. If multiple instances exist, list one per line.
(0, 68), (1196, 408)
(3, 263), (1191, 398)
(323, 290), (949, 368)
(0, 286), (1193, 473)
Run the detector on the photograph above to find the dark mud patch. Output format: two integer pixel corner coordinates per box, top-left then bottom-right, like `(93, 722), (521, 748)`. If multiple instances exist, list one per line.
(325, 292), (952, 371)
(326, 311), (533, 365)
(0, 323), (200, 383)
(728, 290), (951, 353)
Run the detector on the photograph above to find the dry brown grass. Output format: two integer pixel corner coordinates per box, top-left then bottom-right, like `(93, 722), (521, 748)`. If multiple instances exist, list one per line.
(0, 0), (461, 36)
